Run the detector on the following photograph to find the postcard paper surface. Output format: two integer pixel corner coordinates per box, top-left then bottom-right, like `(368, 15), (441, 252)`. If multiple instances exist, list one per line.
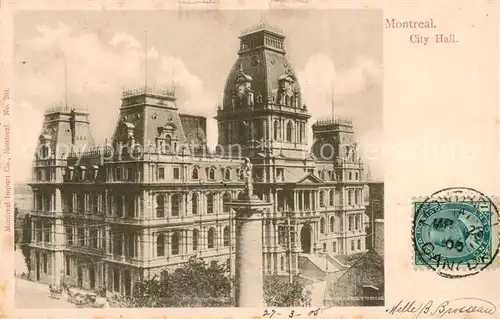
(0, 1), (499, 318)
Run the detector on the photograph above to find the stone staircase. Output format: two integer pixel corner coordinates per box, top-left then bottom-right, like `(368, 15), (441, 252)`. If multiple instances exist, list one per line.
(298, 253), (342, 282)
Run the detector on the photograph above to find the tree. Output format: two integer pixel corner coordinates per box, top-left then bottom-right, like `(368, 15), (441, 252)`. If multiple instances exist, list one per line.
(14, 206), (20, 250)
(130, 256), (234, 307)
(264, 275), (312, 307)
(20, 213), (32, 273)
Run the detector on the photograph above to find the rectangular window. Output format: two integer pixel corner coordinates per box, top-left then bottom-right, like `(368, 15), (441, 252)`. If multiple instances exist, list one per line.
(276, 168), (284, 182)
(158, 167), (165, 180)
(77, 227), (84, 246)
(115, 167), (121, 181)
(44, 224), (50, 242)
(348, 172), (352, 180)
(43, 254), (47, 273)
(90, 229), (98, 249)
(173, 167), (180, 180)
(128, 235), (135, 257)
(66, 227), (73, 245)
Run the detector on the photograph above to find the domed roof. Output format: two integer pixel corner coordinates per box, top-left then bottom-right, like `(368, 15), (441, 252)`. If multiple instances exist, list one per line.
(222, 26), (302, 109)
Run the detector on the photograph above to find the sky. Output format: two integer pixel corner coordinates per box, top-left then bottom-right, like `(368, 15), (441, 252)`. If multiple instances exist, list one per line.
(12, 9), (383, 183)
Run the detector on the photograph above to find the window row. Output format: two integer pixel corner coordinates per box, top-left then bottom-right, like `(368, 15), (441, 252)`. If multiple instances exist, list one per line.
(319, 214), (363, 234)
(62, 191), (106, 214)
(65, 226), (102, 249)
(155, 165), (244, 182)
(155, 192), (233, 217)
(156, 226), (231, 257)
(63, 165), (103, 182)
(323, 239), (363, 253)
(273, 120), (306, 143)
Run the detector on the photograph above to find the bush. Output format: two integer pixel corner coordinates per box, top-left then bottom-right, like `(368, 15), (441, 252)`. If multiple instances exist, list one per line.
(264, 275), (312, 307)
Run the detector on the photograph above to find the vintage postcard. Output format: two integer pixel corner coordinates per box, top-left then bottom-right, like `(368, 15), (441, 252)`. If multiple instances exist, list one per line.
(0, 1), (499, 318)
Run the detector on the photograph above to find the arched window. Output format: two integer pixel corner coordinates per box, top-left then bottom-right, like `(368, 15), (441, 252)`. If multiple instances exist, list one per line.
(156, 194), (164, 218)
(192, 167), (199, 179)
(280, 256), (285, 271)
(156, 234), (165, 257)
(171, 232), (180, 255)
(329, 190), (334, 206)
(207, 227), (215, 249)
(286, 121), (293, 142)
(319, 191), (325, 207)
(350, 240), (355, 251)
(165, 135), (172, 150)
(208, 168), (215, 180)
(273, 120), (281, 140)
(171, 194), (180, 216)
(41, 145), (50, 158)
(330, 216), (335, 233)
(320, 217), (325, 234)
(191, 193), (198, 215)
(323, 243), (327, 252)
(348, 189), (353, 206)
(332, 241), (337, 253)
(207, 193), (214, 214)
(291, 96), (296, 107)
(192, 229), (199, 251)
(223, 226), (230, 246)
(357, 239), (361, 250)
(284, 95), (289, 106)
(355, 214), (360, 230)
(300, 123), (305, 143)
(224, 168), (231, 180)
(223, 193), (231, 213)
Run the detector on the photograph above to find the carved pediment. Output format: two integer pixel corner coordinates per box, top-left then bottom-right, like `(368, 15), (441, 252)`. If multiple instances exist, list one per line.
(157, 123), (176, 136)
(296, 173), (324, 185)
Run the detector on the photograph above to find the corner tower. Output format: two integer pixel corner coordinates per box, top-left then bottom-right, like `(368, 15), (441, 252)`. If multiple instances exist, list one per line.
(216, 22), (311, 159)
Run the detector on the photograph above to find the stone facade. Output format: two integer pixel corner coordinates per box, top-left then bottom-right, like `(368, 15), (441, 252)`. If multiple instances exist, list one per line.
(28, 22), (369, 295)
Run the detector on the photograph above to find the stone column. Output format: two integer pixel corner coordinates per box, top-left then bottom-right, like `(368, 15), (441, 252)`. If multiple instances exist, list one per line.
(231, 197), (270, 308)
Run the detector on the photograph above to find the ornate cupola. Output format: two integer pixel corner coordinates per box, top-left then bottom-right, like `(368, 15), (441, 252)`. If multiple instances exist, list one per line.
(216, 22), (311, 159)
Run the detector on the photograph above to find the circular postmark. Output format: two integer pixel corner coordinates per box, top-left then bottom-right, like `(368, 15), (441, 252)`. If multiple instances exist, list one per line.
(412, 187), (499, 278)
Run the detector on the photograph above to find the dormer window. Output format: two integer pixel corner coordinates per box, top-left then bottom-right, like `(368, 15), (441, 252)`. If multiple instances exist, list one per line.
(192, 167), (199, 180)
(41, 145), (50, 158)
(207, 167), (215, 180)
(224, 168), (231, 180)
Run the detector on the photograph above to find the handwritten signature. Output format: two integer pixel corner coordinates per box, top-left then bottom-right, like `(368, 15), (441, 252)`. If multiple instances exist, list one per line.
(386, 298), (497, 318)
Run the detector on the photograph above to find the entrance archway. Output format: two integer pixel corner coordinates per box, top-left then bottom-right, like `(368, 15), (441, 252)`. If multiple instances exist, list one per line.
(300, 224), (312, 253)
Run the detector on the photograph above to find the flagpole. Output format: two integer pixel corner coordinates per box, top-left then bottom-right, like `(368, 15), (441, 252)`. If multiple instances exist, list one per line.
(64, 56), (68, 109)
(331, 84), (334, 121)
(144, 31), (148, 90)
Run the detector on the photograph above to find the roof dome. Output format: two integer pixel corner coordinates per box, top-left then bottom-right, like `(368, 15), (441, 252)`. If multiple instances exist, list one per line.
(222, 24), (302, 110)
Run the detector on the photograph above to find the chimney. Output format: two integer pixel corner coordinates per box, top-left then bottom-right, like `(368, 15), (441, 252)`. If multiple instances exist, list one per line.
(373, 219), (384, 257)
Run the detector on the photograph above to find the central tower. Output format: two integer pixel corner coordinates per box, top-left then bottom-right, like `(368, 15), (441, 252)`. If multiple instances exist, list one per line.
(216, 22), (311, 159)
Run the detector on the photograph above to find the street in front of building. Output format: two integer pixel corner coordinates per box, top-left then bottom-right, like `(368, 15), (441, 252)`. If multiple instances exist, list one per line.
(15, 277), (75, 309)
